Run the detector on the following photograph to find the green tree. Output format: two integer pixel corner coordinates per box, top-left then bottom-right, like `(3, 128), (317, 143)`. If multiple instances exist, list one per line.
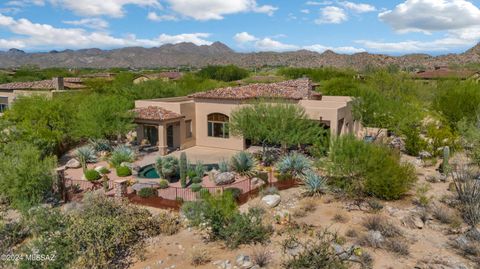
(72, 94), (134, 140)
(3, 95), (75, 156)
(230, 101), (327, 151)
(197, 65), (249, 82)
(0, 142), (57, 210)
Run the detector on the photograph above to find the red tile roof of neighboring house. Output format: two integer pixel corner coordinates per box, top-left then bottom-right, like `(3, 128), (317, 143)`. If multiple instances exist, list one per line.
(0, 77), (85, 90)
(413, 68), (477, 80)
(133, 106), (184, 121)
(189, 78), (315, 100)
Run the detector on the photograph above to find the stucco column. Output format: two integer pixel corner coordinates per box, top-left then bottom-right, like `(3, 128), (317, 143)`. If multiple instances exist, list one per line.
(158, 124), (168, 156)
(179, 118), (186, 150)
(136, 125), (144, 144)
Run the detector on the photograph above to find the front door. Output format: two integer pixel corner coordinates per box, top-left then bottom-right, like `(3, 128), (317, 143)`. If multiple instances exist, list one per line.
(144, 126), (158, 145)
(167, 125), (174, 148)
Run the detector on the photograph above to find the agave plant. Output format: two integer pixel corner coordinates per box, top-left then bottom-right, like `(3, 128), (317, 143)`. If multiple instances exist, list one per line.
(110, 145), (135, 167)
(155, 156), (179, 181)
(74, 145), (97, 172)
(230, 151), (257, 177)
(88, 138), (112, 152)
(275, 152), (312, 179)
(218, 159), (230, 173)
(302, 171), (328, 196)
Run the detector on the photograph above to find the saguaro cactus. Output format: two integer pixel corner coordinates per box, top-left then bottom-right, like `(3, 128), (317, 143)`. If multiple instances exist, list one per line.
(442, 146), (450, 174)
(179, 152), (188, 188)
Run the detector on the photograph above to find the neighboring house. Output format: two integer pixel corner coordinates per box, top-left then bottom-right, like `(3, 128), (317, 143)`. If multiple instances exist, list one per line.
(80, 72), (116, 80)
(133, 71), (183, 84)
(0, 77), (85, 113)
(413, 66), (480, 81)
(133, 78), (359, 155)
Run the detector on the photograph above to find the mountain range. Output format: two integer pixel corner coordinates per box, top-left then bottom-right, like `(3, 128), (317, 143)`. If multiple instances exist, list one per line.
(1, 42), (479, 69)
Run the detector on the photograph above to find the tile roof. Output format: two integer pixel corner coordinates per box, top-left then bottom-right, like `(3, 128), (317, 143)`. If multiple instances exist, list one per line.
(133, 106), (184, 121)
(413, 68), (477, 80)
(189, 78), (314, 100)
(0, 77), (85, 90)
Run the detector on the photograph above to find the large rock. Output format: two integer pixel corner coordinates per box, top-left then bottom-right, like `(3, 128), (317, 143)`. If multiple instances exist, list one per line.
(419, 151), (433, 159)
(94, 166), (106, 173)
(261, 194), (281, 208)
(65, 158), (81, 169)
(235, 254), (253, 268)
(214, 172), (235, 186)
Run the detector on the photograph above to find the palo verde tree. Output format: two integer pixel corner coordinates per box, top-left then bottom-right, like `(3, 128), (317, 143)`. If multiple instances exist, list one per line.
(229, 101), (327, 151)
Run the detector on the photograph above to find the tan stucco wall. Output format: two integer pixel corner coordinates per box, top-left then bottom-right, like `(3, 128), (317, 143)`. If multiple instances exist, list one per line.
(194, 99), (246, 151)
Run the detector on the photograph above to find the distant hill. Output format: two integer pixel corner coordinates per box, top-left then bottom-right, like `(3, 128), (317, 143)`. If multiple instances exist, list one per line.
(1, 42), (479, 69)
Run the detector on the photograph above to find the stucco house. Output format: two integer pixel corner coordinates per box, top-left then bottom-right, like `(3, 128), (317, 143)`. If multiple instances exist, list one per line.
(133, 71), (183, 84)
(0, 77), (85, 113)
(133, 78), (359, 155)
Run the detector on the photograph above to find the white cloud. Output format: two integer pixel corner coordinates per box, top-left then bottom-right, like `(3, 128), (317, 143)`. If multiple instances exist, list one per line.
(49, 0), (162, 18)
(6, 0), (45, 7)
(234, 32), (366, 53)
(315, 6), (347, 24)
(0, 13), (212, 50)
(339, 1), (376, 13)
(304, 44), (366, 54)
(300, 9), (310, 14)
(305, 1), (333, 6)
(379, 0), (480, 33)
(147, 12), (178, 21)
(234, 32), (257, 43)
(63, 18), (109, 29)
(165, 0), (277, 20)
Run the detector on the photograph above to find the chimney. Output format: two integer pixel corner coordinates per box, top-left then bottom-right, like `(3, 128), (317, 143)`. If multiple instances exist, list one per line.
(52, 77), (64, 91)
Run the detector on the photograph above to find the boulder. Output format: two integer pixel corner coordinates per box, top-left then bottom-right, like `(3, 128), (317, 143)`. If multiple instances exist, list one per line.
(214, 172), (236, 186)
(65, 158), (81, 169)
(261, 194), (281, 208)
(235, 254), (253, 268)
(94, 166), (106, 173)
(419, 151), (433, 159)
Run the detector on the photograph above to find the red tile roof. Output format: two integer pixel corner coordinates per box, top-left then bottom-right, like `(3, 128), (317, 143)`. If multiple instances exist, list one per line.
(189, 78), (314, 100)
(133, 106), (184, 121)
(413, 68), (477, 80)
(0, 77), (85, 90)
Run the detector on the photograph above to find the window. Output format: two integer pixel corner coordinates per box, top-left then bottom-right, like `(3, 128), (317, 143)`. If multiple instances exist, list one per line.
(185, 120), (192, 138)
(207, 113), (229, 138)
(0, 103), (8, 113)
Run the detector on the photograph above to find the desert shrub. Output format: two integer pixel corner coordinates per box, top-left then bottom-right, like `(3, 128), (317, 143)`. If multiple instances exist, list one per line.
(275, 152), (312, 179)
(181, 201), (207, 227)
(110, 145), (135, 167)
(150, 211), (181, 235)
(302, 171), (328, 196)
(281, 230), (348, 269)
(74, 145), (97, 171)
(66, 193), (162, 269)
(155, 156), (179, 180)
(345, 229), (358, 238)
(0, 220), (29, 258)
(224, 187), (242, 201)
(415, 183), (432, 207)
(327, 135), (416, 200)
(257, 148), (281, 166)
(159, 179), (169, 189)
(230, 151), (257, 177)
(367, 199), (384, 212)
(256, 171), (269, 183)
(332, 213), (348, 223)
(191, 177), (202, 184)
(432, 204), (459, 225)
(452, 165), (480, 227)
(220, 207), (273, 249)
(84, 169), (101, 181)
(191, 183), (202, 192)
(385, 239), (410, 256)
(116, 166), (132, 177)
(251, 247), (272, 267)
(362, 215), (402, 238)
(190, 248), (211, 266)
(138, 187), (157, 198)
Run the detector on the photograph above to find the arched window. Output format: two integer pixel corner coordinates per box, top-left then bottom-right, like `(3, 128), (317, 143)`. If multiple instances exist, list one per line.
(207, 113), (229, 138)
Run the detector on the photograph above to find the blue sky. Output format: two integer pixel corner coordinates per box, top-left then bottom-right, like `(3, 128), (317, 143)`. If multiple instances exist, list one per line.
(0, 0), (479, 55)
